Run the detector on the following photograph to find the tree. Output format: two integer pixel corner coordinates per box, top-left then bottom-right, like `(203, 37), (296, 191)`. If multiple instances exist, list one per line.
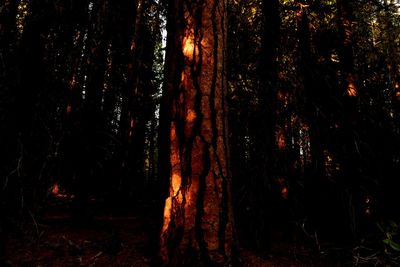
(337, 0), (357, 98)
(159, 0), (234, 265)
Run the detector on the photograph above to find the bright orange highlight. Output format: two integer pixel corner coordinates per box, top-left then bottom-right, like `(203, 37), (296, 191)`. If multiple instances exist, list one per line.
(170, 124), (177, 141)
(347, 82), (357, 97)
(347, 74), (357, 97)
(281, 187), (289, 200)
(162, 197), (172, 233)
(171, 172), (181, 196)
(277, 176), (288, 200)
(183, 36), (195, 58)
(186, 109), (196, 123)
(276, 129), (286, 150)
(50, 183), (69, 198)
(51, 183), (60, 195)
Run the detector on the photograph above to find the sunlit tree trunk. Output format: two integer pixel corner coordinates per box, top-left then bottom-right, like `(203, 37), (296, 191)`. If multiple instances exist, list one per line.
(159, 0), (234, 265)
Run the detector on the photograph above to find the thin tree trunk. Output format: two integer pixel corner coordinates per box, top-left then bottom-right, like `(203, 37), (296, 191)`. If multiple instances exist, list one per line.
(119, 0), (142, 142)
(337, 0), (357, 98)
(117, 0), (146, 198)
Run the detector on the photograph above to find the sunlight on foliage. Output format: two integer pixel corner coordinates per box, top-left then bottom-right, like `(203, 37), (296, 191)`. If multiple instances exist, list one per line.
(16, 0), (29, 36)
(378, 221), (400, 253)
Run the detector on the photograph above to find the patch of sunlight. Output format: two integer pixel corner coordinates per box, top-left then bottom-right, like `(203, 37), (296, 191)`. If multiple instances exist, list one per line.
(16, 0), (30, 36)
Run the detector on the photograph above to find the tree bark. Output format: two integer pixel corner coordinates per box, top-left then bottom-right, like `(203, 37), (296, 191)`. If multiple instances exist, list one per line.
(337, 0), (357, 98)
(250, 0), (280, 250)
(159, 0), (234, 265)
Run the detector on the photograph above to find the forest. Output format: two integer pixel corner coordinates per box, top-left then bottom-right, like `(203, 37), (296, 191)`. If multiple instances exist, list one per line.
(1, 0), (400, 266)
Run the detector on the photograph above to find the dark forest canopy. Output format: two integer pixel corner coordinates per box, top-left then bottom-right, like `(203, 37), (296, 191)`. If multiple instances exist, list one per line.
(1, 0), (400, 266)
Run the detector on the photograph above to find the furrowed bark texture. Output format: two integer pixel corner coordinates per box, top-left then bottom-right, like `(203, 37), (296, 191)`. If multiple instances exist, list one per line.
(160, 0), (234, 266)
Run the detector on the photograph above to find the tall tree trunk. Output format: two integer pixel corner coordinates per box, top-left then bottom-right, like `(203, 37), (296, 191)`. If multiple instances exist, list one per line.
(69, 0), (110, 220)
(119, 0), (142, 141)
(337, 0), (357, 98)
(118, 0), (147, 199)
(159, 0), (234, 265)
(0, 0), (17, 245)
(249, 0), (280, 250)
(337, 0), (362, 239)
(296, 1), (328, 238)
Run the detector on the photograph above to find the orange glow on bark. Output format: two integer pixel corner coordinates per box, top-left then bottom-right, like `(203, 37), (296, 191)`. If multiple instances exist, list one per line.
(170, 123), (177, 141)
(51, 183), (60, 195)
(186, 109), (197, 123)
(183, 36), (195, 58)
(277, 176), (288, 200)
(276, 129), (286, 150)
(50, 183), (69, 198)
(346, 74), (357, 97)
(281, 187), (289, 200)
(347, 82), (357, 97)
(162, 122), (183, 229)
(160, 0), (233, 262)
(171, 172), (181, 196)
(170, 124), (179, 169)
(162, 197), (172, 233)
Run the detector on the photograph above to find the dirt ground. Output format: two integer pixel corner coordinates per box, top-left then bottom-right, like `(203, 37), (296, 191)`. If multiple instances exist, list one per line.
(4, 216), (345, 267)
(6, 215), (154, 267)
(3, 206), (392, 267)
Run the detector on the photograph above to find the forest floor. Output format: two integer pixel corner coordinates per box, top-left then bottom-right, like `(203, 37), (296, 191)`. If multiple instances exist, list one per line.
(3, 198), (395, 267)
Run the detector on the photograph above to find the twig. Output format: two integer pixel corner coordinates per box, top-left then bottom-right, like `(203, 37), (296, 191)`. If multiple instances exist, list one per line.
(28, 209), (40, 240)
(86, 251), (103, 267)
(3, 139), (24, 190)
